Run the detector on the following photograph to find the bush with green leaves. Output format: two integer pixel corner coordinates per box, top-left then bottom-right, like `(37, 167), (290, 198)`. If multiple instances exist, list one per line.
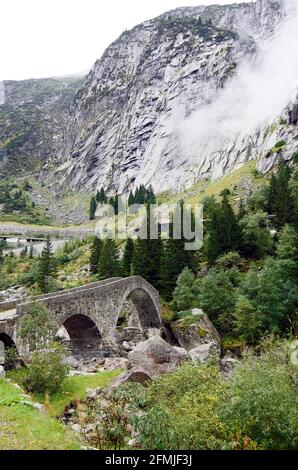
(133, 363), (230, 450)
(195, 269), (236, 324)
(217, 337), (298, 450)
(239, 211), (273, 259)
(19, 302), (57, 351)
(240, 258), (298, 334)
(171, 267), (198, 312)
(23, 343), (69, 395)
(214, 251), (246, 272)
(130, 338), (298, 450)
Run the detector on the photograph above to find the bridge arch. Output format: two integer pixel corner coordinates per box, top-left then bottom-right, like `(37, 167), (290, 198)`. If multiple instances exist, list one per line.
(0, 333), (19, 369)
(62, 314), (102, 358)
(0, 332), (16, 349)
(118, 285), (161, 331)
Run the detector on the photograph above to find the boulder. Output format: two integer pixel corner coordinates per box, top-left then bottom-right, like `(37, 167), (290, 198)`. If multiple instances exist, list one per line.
(107, 370), (152, 390)
(104, 357), (128, 371)
(100, 336), (126, 357)
(127, 335), (190, 380)
(171, 310), (220, 352)
(220, 354), (239, 378)
(189, 342), (220, 364)
(62, 355), (79, 369)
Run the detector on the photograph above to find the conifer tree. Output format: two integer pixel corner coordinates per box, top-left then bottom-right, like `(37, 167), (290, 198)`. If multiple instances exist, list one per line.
(122, 238), (134, 277)
(90, 237), (103, 275)
(132, 205), (162, 289)
(267, 161), (293, 229)
(38, 237), (57, 293)
(98, 239), (121, 279)
(128, 191), (135, 207)
(205, 194), (240, 265)
(219, 193), (241, 253)
(289, 163), (298, 230)
(171, 267), (197, 312)
(159, 203), (196, 300)
(89, 196), (97, 220)
(99, 188), (107, 203)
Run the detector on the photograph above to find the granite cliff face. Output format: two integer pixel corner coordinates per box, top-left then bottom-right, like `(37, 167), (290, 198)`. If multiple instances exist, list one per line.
(2, 1), (298, 195)
(0, 77), (83, 176)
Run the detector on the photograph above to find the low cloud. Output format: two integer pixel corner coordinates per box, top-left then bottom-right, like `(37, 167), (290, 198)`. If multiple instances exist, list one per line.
(178, 0), (298, 162)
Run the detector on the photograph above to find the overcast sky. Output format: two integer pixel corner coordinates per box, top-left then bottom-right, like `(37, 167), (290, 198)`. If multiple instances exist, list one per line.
(0, 0), (247, 81)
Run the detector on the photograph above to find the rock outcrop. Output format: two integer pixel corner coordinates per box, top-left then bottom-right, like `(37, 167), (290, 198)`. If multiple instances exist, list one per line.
(1, 1), (297, 198)
(41, 0), (297, 195)
(171, 309), (221, 352)
(109, 336), (190, 387)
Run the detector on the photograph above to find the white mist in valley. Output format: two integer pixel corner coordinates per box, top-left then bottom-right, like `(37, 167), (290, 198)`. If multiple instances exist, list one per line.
(178, 0), (298, 164)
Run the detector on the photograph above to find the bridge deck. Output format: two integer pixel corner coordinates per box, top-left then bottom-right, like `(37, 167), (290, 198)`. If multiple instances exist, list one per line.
(0, 309), (18, 321)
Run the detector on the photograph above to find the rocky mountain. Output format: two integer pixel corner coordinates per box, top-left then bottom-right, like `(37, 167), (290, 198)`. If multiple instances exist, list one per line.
(1, 1), (298, 196)
(0, 77), (83, 177)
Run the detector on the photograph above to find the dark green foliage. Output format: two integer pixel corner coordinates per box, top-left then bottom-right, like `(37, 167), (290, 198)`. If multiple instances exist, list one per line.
(289, 164), (298, 229)
(196, 269), (237, 327)
(239, 211), (273, 259)
(89, 237), (103, 275)
(89, 195), (97, 220)
(240, 258), (298, 335)
(171, 267), (198, 312)
(205, 194), (240, 265)
(267, 161), (293, 229)
(132, 206), (163, 289)
(159, 204), (196, 300)
(98, 239), (121, 279)
(128, 185), (156, 206)
(122, 238), (134, 277)
(37, 237), (58, 293)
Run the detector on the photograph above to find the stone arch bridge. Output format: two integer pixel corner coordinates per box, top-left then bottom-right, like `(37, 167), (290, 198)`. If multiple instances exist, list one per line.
(0, 276), (161, 360)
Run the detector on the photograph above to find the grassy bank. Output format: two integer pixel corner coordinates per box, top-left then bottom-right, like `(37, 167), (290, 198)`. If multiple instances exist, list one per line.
(0, 378), (82, 450)
(7, 369), (121, 417)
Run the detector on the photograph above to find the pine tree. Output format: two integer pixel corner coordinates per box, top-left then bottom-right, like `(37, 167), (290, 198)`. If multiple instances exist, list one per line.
(90, 237), (103, 275)
(219, 193), (241, 253)
(289, 164), (298, 230)
(132, 205), (163, 289)
(122, 238), (134, 277)
(267, 161), (293, 229)
(89, 196), (97, 220)
(238, 199), (247, 220)
(98, 188), (107, 203)
(159, 203), (196, 300)
(38, 237), (57, 293)
(205, 194), (240, 265)
(171, 267), (197, 312)
(128, 191), (135, 207)
(98, 239), (121, 279)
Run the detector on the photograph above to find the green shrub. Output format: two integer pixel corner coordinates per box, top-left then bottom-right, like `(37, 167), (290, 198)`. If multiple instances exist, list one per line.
(218, 338), (298, 449)
(23, 343), (69, 395)
(19, 302), (57, 351)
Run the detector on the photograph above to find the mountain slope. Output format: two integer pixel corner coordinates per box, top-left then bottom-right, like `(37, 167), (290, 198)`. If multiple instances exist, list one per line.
(42, 0), (297, 195)
(1, 1), (298, 198)
(0, 77), (83, 177)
